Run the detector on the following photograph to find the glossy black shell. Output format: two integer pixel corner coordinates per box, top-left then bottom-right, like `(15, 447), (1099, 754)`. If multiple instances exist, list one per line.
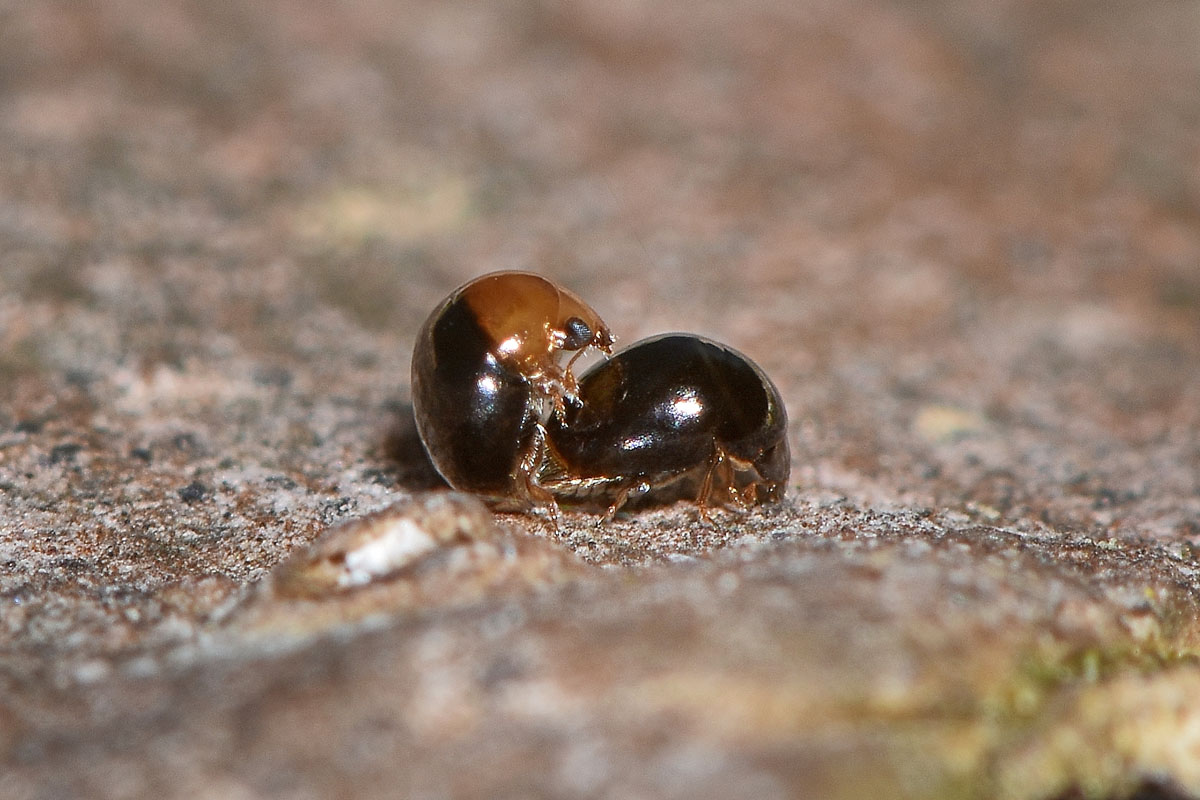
(410, 294), (539, 496)
(543, 334), (789, 506)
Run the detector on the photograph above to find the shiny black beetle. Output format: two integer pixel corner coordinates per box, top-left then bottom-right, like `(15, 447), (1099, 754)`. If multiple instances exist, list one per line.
(540, 333), (789, 517)
(410, 271), (614, 507)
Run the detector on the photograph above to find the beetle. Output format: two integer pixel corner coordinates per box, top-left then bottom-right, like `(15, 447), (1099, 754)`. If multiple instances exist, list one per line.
(410, 271), (614, 509)
(539, 333), (789, 518)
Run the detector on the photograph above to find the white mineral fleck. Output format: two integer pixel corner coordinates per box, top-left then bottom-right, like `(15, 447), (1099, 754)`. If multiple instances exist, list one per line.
(338, 518), (437, 588)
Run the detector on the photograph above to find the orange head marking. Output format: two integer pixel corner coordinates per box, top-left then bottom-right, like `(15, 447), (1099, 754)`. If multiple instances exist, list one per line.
(460, 272), (612, 373)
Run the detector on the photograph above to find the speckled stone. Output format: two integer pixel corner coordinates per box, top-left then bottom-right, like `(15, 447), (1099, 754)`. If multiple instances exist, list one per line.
(1, 1), (1199, 798)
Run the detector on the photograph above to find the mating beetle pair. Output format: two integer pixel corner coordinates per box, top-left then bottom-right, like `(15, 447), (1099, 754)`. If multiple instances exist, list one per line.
(410, 272), (789, 519)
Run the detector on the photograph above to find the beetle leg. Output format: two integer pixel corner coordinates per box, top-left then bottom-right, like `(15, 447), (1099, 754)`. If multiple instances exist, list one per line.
(532, 369), (576, 421)
(562, 349), (588, 396)
(695, 449), (729, 522)
(522, 474), (560, 529)
(729, 452), (786, 507)
(514, 422), (562, 528)
(696, 448), (764, 520)
(724, 482), (747, 510)
(549, 389), (568, 421)
(725, 453), (762, 511)
(603, 480), (650, 522)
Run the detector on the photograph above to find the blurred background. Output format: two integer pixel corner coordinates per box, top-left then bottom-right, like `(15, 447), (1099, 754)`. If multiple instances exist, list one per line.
(5, 0), (1196, 332)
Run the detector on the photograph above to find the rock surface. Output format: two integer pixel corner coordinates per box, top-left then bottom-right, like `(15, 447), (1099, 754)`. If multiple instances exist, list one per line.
(1, 1), (1199, 798)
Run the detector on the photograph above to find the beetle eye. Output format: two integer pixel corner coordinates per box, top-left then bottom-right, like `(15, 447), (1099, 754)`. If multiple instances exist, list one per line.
(561, 317), (593, 350)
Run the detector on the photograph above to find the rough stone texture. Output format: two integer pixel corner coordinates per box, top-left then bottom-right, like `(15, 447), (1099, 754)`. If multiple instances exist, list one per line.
(1, 0), (1199, 798)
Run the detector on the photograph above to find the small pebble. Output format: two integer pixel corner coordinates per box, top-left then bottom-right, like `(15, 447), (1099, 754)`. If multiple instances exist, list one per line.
(273, 492), (500, 597)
